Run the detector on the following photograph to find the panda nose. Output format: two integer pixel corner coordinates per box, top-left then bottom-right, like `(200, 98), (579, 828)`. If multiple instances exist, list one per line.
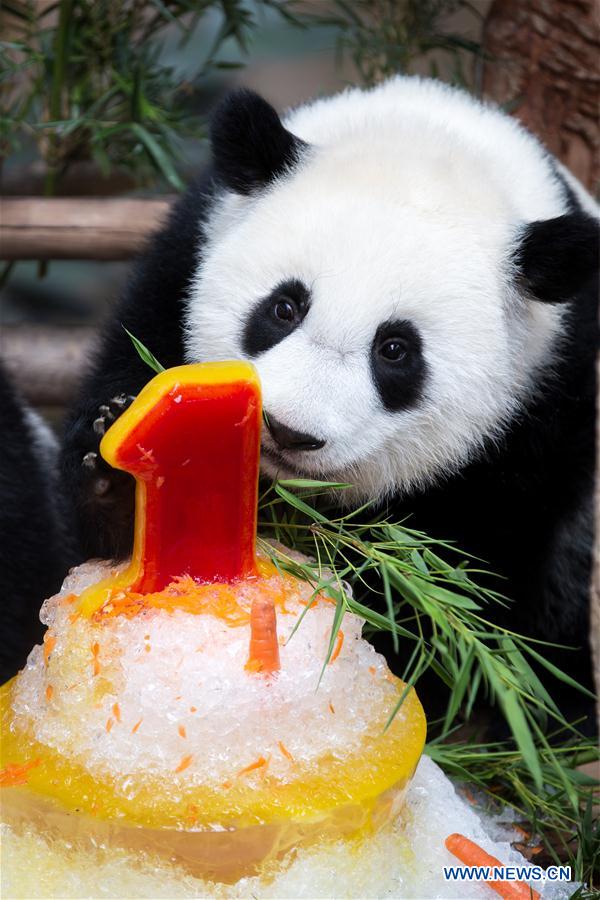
(266, 415), (326, 451)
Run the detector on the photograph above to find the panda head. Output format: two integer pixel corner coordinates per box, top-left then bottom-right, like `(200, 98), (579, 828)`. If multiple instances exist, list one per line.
(185, 87), (599, 502)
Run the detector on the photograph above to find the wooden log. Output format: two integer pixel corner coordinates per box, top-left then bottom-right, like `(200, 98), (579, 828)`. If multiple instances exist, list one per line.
(0, 325), (95, 406)
(0, 197), (173, 261)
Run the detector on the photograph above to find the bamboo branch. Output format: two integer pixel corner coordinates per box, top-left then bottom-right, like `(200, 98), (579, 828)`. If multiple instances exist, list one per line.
(0, 197), (173, 260)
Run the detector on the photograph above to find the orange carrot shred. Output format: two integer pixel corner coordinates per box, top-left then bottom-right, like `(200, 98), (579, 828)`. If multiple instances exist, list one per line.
(144, 644), (151, 653)
(329, 701), (335, 714)
(329, 629), (344, 664)
(445, 833), (541, 900)
(43, 633), (57, 667)
(106, 717), (114, 732)
(112, 703), (121, 723)
(222, 780), (232, 789)
(190, 706), (197, 714)
(245, 597), (280, 674)
(278, 741), (295, 762)
(0, 759), (41, 787)
(178, 725), (187, 739)
(174, 754), (193, 773)
(237, 756), (268, 777)
(131, 718), (143, 734)
(45, 684), (54, 701)
(369, 665), (376, 675)
(91, 642), (101, 675)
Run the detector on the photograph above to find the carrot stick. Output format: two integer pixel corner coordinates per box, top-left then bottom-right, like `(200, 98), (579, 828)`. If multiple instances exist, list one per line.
(329, 629), (345, 664)
(246, 597), (280, 674)
(174, 754), (194, 774)
(237, 755), (268, 777)
(445, 833), (541, 900)
(0, 759), (41, 787)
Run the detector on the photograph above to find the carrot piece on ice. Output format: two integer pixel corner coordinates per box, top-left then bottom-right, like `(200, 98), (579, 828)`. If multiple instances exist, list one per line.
(0, 759), (42, 787)
(329, 629), (344, 664)
(245, 597), (280, 674)
(43, 633), (57, 666)
(237, 756), (268, 777)
(278, 741), (295, 763)
(174, 754), (194, 773)
(91, 641), (101, 676)
(445, 833), (541, 900)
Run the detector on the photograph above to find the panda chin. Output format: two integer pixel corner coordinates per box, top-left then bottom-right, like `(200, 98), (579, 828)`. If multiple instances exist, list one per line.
(260, 445), (323, 482)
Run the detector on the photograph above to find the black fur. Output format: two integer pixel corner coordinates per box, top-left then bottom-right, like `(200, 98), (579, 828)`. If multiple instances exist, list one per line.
(61, 176), (213, 561)
(242, 278), (311, 356)
(59, 92), (599, 727)
(211, 89), (308, 194)
(0, 363), (73, 682)
(370, 320), (426, 412)
(518, 212), (600, 303)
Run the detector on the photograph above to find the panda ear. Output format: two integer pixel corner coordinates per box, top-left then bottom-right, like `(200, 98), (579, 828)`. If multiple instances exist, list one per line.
(516, 211), (599, 303)
(210, 89), (307, 195)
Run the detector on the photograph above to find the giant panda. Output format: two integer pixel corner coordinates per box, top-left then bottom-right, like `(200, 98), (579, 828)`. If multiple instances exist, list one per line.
(61, 77), (599, 721)
(0, 362), (74, 682)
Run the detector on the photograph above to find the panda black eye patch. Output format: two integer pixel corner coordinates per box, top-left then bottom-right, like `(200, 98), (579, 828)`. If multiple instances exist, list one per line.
(370, 320), (426, 412)
(242, 279), (310, 356)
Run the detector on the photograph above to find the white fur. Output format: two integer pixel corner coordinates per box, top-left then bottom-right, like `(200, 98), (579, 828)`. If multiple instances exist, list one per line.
(24, 408), (59, 476)
(185, 76), (596, 502)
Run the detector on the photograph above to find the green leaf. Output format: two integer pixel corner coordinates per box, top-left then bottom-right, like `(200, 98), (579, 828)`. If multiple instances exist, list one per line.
(277, 478), (352, 490)
(381, 563), (398, 653)
(123, 327), (165, 374)
(498, 688), (542, 789)
(130, 122), (184, 191)
(318, 590), (347, 686)
(274, 484), (329, 523)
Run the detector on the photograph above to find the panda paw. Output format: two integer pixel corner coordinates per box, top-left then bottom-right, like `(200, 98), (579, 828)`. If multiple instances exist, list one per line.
(82, 394), (136, 499)
(91, 393), (136, 439)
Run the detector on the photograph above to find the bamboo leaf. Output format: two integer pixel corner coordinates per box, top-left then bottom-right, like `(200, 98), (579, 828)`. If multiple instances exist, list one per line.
(130, 122), (184, 190)
(123, 327), (165, 374)
(499, 689), (542, 789)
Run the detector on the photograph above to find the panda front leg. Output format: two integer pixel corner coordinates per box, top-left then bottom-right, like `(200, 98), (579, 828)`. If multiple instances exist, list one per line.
(60, 176), (213, 562)
(62, 392), (139, 563)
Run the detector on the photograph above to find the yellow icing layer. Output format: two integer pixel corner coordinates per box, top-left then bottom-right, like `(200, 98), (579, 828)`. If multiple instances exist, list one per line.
(0, 678), (425, 832)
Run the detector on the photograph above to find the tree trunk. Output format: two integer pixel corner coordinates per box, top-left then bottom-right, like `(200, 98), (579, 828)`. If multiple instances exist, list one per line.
(482, 0), (600, 193)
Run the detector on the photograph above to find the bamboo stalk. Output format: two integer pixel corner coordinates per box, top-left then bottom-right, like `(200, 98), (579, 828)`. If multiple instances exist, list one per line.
(0, 197), (173, 260)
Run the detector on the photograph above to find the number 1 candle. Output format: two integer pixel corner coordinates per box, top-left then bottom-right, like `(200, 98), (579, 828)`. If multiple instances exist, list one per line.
(79, 362), (262, 616)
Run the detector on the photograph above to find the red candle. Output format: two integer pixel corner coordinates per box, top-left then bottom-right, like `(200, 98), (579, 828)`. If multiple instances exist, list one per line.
(81, 362), (261, 611)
